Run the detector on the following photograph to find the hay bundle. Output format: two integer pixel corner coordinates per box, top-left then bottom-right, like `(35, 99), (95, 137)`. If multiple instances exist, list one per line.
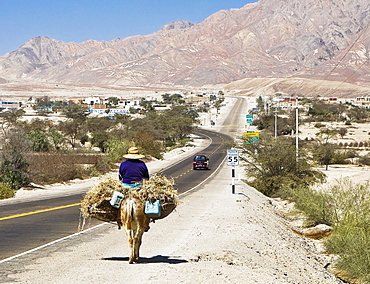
(80, 174), (178, 222)
(80, 176), (129, 222)
(139, 174), (178, 220)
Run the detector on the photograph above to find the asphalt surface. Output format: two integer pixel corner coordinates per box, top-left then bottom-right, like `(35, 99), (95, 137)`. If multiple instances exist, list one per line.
(0, 129), (233, 261)
(0, 96), (245, 264)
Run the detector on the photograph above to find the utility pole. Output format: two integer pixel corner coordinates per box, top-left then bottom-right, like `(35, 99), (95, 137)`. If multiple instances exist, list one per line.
(273, 110), (279, 139)
(295, 99), (299, 161)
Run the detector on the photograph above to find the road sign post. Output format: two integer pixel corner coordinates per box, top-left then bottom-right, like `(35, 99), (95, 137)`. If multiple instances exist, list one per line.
(227, 149), (239, 194)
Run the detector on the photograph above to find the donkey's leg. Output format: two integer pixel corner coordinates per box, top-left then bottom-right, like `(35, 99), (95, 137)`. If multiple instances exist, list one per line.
(125, 230), (135, 264)
(132, 228), (145, 263)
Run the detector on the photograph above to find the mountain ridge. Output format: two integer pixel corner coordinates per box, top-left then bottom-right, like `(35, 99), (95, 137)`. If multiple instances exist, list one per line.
(0, 0), (369, 92)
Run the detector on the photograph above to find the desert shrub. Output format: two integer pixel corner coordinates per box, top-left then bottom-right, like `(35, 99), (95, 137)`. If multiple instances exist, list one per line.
(324, 180), (370, 284)
(282, 179), (370, 282)
(330, 152), (349, 164)
(314, 122), (326, 128)
(0, 183), (16, 199)
(358, 155), (370, 165)
(0, 130), (30, 189)
(93, 158), (112, 174)
(28, 152), (109, 184)
(104, 138), (132, 163)
(283, 185), (336, 226)
(177, 138), (192, 147)
(242, 135), (325, 197)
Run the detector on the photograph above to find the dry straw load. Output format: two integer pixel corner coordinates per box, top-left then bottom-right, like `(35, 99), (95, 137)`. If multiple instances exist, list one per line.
(80, 175), (128, 222)
(140, 174), (179, 220)
(80, 174), (178, 223)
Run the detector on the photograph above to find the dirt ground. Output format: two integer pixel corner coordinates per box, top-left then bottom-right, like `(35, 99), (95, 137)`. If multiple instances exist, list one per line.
(1, 95), (369, 283)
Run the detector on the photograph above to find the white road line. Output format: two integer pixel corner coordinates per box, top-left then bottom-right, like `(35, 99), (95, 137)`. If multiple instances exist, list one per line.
(0, 223), (107, 264)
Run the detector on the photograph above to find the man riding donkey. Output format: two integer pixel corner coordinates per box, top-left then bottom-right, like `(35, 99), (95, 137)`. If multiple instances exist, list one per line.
(118, 146), (151, 231)
(119, 146), (149, 188)
(81, 146), (178, 263)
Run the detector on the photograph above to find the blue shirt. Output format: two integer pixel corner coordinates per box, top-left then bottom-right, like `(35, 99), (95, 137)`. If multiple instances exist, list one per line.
(119, 159), (149, 184)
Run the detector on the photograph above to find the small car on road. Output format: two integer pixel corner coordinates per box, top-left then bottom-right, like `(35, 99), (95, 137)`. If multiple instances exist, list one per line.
(193, 154), (209, 170)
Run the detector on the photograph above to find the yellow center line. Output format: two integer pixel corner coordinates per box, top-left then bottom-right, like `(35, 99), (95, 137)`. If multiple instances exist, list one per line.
(0, 202), (82, 221)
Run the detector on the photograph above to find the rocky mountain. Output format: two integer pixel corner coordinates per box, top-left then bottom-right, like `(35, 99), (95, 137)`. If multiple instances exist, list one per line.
(0, 0), (369, 89)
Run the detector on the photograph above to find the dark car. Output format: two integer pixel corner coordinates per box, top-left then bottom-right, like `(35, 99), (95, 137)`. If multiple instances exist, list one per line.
(193, 154), (209, 170)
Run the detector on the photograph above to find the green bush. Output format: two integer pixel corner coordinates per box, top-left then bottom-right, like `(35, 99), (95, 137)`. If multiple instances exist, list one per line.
(324, 180), (370, 283)
(105, 138), (132, 163)
(314, 122), (326, 128)
(358, 155), (370, 165)
(243, 135), (325, 197)
(282, 179), (370, 283)
(0, 183), (16, 199)
(331, 152), (351, 164)
(283, 185), (336, 226)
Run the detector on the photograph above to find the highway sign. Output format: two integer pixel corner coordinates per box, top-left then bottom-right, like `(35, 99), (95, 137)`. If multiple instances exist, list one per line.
(227, 149), (239, 166)
(246, 115), (254, 124)
(243, 131), (260, 144)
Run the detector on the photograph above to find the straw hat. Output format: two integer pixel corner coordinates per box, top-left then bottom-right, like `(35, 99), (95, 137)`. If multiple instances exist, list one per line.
(122, 147), (145, 159)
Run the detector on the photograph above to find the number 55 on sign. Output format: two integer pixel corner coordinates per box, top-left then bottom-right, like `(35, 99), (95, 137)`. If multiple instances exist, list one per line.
(227, 149), (239, 166)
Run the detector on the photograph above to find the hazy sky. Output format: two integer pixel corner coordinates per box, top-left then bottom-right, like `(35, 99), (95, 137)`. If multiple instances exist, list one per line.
(1, 0), (257, 56)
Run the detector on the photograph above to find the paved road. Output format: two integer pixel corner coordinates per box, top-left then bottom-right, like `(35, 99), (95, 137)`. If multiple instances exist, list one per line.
(0, 97), (246, 262)
(0, 129), (233, 261)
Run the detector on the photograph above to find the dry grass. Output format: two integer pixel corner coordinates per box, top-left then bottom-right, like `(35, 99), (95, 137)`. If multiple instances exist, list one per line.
(80, 174), (178, 222)
(27, 152), (109, 184)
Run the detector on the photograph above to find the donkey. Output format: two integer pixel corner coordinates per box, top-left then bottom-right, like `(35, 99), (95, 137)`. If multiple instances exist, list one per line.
(117, 194), (150, 263)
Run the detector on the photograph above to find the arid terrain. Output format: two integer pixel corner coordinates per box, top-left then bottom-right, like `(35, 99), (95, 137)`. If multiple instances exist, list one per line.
(1, 96), (369, 283)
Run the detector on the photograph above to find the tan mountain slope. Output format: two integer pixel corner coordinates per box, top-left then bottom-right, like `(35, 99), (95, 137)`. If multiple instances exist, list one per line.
(0, 0), (369, 89)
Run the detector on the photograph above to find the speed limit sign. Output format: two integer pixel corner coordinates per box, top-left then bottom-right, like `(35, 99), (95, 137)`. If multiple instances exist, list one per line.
(227, 149), (239, 166)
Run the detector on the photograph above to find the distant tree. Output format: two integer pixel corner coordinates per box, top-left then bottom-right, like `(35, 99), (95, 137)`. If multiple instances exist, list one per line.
(27, 131), (50, 152)
(241, 134), (324, 197)
(129, 106), (139, 114)
(58, 120), (82, 149)
(213, 97), (225, 114)
(347, 106), (369, 121)
(107, 97), (119, 106)
(313, 143), (338, 170)
(114, 114), (131, 124)
(105, 138), (132, 163)
(0, 109), (25, 133)
(0, 130), (30, 189)
(338, 127), (348, 138)
(312, 128), (340, 170)
(34, 96), (53, 115)
(316, 128), (338, 143)
(18, 118), (51, 133)
(84, 117), (114, 133)
(62, 103), (88, 121)
(256, 96), (265, 112)
(49, 127), (65, 150)
(139, 100), (154, 112)
(91, 131), (110, 153)
(135, 131), (163, 159)
(162, 93), (185, 105)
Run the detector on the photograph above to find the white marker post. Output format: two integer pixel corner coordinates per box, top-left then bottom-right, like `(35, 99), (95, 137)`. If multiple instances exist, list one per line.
(227, 149), (239, 194)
